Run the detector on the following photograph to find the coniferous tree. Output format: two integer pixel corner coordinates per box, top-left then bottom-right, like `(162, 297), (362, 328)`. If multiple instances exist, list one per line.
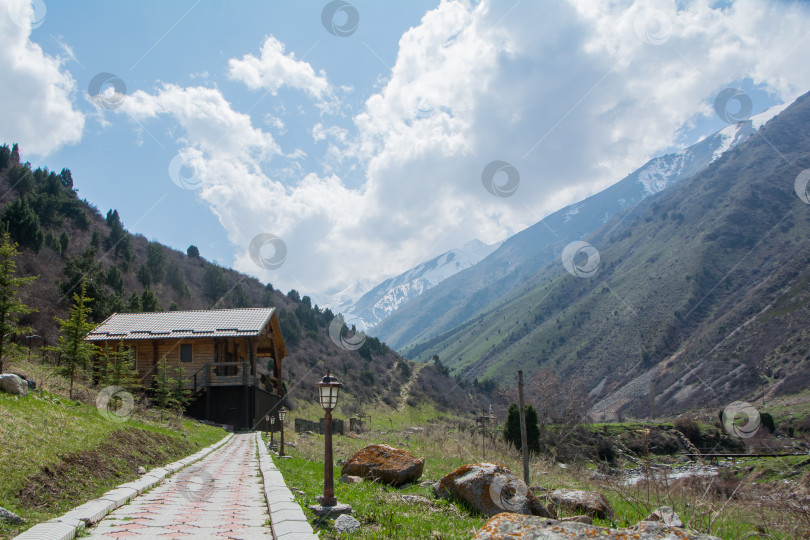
(46, 281), (98, 399)
(59, 231), (69, 254)
(146, 242), (166, 282)
(187, 245), (199, 258)
(166, 260), (190, 297)
(153, 359), (189, 417)
(141, 289), (160, 312)
(127, 292), (142, 312)
(137, 264), (152, 288)
(0, 230), (38, 373)
(503, 403), (541, 454)
(1, 197), (44, 252)
(98, 341), (141, 392)
(202, 265), (229, 304)
(105, 266), (124, 294)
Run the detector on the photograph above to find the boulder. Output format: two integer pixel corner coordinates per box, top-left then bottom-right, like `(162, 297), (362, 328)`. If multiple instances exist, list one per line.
(334, 514), (361, 533)
(341, 444), (424, 487)
(11, 373), (35, 389)
(644, 506), (684, 528)
(0, 374), (27, 397)
(549, 488), (614, 519)
(0, 506), (23, 524)
(433, 463), (553, 518)
(473, 513), (722, 539)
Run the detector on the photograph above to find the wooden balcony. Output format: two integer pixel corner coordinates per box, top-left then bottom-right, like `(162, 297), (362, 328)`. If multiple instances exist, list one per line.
(186, 362), (255, 393)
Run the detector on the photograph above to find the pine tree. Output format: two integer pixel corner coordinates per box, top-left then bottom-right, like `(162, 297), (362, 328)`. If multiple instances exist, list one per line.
(0, 230), (38, 373)
(1, 197), (44, 252)
(153, 359), (189, 417)
(46, 281), (98, 399)
(186, 245), (199, 258)
(202, 265), (229, 304)
(59, 231), (69, 254)
(503, 403), (541, 454)
(146, 242), (166, 282)
(98, 341), (141, 392)
(141, 289), (160, 312)
(137, 264), (152, 288)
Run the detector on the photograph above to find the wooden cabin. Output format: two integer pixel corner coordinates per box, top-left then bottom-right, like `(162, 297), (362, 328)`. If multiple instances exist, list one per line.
(86, 307), (287, 431)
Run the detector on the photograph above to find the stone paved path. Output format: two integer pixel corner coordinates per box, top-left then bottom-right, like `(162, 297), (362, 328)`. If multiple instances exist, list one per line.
(85, 433), (272, 539)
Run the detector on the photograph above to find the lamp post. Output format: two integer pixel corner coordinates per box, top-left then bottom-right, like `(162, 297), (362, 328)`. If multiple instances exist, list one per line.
(270, 416), (275, 447)
(279, 406), (287, 457)
(316, 370), (342, 507)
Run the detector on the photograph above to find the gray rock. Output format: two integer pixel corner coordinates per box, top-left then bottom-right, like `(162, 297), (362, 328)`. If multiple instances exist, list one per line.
(549, 488), (615, 519)
(334, 513), (361, 533)
(401, 494), (431, 504)
(0, 506), (23, 524)
(433, 463), (553, 518)
(308, 502), (353, 518)
(11, 373), (35, 389)
(644, 506), (684, 528)
(137, 466), (146, 474)
(473, 514), (722, 539)
(338, 474), (363, 484)
(0, 374), (27, 397)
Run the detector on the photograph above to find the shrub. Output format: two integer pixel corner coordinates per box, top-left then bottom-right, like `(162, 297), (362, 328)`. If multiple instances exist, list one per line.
(674, 415), (701, 444)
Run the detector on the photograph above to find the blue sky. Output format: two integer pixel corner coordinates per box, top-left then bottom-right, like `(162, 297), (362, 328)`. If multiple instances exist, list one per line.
(2, 0), (810, 306)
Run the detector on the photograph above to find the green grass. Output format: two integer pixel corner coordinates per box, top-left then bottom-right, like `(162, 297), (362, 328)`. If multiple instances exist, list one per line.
(0, 389), (226, 539)
(272, 450), (485, 539)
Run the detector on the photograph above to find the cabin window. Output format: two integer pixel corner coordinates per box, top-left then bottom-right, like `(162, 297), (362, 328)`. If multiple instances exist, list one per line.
(181, 344), (192, 363)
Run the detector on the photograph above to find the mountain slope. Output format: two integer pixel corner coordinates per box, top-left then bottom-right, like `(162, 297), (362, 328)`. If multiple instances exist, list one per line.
(374, 106), (786, 350)
(402, 90), (810, 418)
(340, 239), (499, 328)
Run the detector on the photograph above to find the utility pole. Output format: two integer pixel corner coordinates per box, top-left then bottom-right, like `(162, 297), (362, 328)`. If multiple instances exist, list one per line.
(518, 371), (530, 485)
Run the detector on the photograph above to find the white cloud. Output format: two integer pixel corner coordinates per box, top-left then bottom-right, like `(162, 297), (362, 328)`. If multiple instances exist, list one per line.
(119, 0), (810, 303)
(228, 35), (331, 101)
(0, 0), (84, 156)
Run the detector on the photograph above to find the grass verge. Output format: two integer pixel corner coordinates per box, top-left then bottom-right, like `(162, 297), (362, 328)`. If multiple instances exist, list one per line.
(0, 388), (225, 539)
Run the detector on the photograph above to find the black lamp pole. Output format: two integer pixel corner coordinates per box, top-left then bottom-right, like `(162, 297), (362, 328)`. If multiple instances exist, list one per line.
(317, 370), (342, 507)
(279, 406), (287, 457)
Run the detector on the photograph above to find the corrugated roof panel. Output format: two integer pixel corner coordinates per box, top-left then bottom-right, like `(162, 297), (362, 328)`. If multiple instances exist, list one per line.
(86, 308), (276, 341)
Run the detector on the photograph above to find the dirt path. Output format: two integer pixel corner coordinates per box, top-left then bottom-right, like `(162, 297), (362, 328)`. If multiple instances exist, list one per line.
(84, 433), (271, 539)
(397, 362), (426, 412)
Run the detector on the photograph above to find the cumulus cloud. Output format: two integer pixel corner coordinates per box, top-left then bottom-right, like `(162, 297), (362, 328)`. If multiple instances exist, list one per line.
(119, 0), (810, 302)
(228, 35), (331, 101)
(0, 0), (84, 156)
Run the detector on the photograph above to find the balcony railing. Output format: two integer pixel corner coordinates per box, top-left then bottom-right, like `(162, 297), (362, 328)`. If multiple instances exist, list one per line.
(187, 362), (254, 392)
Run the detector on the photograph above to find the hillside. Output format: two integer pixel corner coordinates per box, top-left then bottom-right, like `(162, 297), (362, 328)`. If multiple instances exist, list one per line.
(375, 106), (785, 350)
(0, 144), (498, 415)
(403, 90), (810, 419)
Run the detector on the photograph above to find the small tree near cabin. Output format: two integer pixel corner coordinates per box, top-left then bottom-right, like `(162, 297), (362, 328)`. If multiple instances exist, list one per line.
(98, 341), (141, 392)
(153, 358), (190, 418)
(47, 281), (98, 399)
(0, 229), (38, 373)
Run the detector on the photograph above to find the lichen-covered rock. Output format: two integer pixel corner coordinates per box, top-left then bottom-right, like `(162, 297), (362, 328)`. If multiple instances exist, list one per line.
(341, 444), (424, 487)
(0, 374), (27, 397)
(548, 488), (614, 519)
(473, 513), (722, 539)
(433, 463), (553, 518)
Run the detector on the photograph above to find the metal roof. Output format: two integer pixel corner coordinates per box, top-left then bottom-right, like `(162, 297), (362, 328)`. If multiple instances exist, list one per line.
(86, 308), (276, 341)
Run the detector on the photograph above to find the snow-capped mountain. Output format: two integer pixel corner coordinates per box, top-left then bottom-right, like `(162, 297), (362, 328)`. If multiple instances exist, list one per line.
(372, 104), (788, 350)
(337, 239), (500, 328)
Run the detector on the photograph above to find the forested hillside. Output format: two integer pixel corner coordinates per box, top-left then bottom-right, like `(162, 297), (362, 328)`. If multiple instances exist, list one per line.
(0, 143), (497, 414)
